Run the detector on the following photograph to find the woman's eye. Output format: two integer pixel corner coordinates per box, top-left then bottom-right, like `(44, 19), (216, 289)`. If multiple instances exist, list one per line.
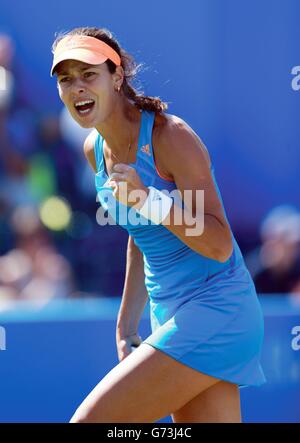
(84, 72), (96, 78)
(59, 77), (71, 83)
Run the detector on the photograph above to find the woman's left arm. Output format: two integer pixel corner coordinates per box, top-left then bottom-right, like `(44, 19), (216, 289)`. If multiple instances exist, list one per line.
(156, 116), (233, 262)
(108, 116), (233, 263)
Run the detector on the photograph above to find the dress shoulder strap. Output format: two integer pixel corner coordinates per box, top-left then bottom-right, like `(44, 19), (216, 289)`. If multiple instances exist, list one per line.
(136, 110), (156, 168)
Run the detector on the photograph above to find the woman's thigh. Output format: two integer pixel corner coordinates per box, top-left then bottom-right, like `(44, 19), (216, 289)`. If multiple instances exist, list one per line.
(171, 380), (241, 423)
(70, 343), (220, 423)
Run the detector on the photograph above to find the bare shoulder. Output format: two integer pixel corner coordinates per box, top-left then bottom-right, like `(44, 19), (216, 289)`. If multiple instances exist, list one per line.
(83, 129), (98, 172)
(153, 113), (211, 177)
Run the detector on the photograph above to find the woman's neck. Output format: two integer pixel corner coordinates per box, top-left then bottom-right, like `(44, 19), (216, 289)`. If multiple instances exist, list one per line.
(95, 99), (141, 157)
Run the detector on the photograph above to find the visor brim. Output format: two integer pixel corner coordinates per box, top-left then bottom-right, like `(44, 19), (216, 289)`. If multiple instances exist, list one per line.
(50, 48), (108, 76)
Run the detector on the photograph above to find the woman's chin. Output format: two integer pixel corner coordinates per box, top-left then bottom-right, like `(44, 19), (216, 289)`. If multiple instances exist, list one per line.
(73, 115), (95, 128)
(71, 106), (97, 128)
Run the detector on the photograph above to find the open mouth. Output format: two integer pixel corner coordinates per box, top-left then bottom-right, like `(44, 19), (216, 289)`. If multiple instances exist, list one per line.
(74, 99), (95, 116)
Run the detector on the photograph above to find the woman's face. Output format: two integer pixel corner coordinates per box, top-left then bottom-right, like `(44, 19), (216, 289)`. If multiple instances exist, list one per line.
(56, 59), (119, 128)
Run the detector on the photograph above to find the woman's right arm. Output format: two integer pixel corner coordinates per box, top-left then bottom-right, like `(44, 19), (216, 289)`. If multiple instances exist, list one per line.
(83, 132), (149, 361)
(116, 235), (149, 361)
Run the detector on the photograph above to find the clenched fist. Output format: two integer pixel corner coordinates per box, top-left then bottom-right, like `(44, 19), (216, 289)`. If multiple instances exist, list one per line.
(107, 163), (149, 208)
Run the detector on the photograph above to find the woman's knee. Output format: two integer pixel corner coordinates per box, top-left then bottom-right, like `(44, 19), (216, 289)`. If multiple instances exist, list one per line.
(70, 404), (104, 423)
(69, 407), (93, 423)
(69, 395), (107, 423)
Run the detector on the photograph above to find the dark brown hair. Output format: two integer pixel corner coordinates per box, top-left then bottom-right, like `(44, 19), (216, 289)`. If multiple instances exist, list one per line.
(52, 27), (168, 113)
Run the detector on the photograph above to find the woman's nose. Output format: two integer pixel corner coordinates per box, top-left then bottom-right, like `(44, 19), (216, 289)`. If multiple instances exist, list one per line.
(71, 78), (86, 94)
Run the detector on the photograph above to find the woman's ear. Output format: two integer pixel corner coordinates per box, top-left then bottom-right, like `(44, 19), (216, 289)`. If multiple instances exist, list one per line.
(113, 65), (124, 90)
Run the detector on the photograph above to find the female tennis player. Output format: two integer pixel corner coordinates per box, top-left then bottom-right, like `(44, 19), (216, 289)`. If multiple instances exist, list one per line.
(51, 27), (266, 423)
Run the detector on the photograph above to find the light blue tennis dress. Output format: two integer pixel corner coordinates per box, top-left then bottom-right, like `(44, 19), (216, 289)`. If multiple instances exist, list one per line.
(94, 109), (266, 388)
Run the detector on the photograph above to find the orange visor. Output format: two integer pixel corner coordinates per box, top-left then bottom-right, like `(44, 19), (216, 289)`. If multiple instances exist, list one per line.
(50, 35), (121, 76)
